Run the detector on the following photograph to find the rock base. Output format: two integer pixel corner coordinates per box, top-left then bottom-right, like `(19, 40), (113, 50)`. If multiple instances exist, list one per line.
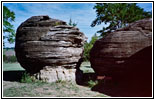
(34, 66), (76, 83)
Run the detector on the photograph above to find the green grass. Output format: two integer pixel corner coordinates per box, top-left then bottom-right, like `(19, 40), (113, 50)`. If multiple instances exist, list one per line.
(20, 72), (34, 83)
(3, 82), (46, 97)
(3, 81), (107, 97)
(3, 62), (25, 71)
(3, 61), (93, 73)
(87, 80), (98, 88)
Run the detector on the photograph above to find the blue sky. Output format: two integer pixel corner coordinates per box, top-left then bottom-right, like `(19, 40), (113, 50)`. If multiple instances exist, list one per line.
(3, 3), (152, 47)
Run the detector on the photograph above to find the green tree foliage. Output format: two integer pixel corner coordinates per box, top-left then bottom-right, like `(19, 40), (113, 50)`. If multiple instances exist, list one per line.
(83, 34), (98, 61)
(91, 3), (152, 36)
(68, 18), (77, 27)
(3, 6), (15, 45)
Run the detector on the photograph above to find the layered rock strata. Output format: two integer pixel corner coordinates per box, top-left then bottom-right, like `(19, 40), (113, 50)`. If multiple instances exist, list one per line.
(15, 15), (87, 82)
(90, 18), (152, 76)
(90, 18), (152, 97)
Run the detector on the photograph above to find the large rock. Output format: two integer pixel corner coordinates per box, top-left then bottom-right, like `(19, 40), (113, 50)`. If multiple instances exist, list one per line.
(90, 18), (152, 75)
(15, 15), (87, 82)
(90, 18), (152, 97)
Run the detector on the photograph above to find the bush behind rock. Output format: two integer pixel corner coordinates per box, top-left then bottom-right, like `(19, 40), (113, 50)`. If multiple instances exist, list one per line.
(3, 55), (17, 63)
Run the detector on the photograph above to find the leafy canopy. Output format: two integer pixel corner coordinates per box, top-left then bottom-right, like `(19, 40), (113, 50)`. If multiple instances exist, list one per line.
(91, 3), (152, 36)
(3, 6), (15, 45)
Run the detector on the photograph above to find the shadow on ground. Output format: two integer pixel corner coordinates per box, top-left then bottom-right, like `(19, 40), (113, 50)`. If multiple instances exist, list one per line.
(91, 77), (152, 97)
(76, 72), (97, 86)
(3, 70), (26, 82)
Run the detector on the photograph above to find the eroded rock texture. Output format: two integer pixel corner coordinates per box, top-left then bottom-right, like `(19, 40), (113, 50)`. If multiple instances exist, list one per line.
(15, 15), (87, 82)
(90, 18), (152, 97)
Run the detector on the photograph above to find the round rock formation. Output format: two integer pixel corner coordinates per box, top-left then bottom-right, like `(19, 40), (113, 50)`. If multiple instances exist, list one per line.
(15, 15), (87, 82)
(90, 18), (152, 97)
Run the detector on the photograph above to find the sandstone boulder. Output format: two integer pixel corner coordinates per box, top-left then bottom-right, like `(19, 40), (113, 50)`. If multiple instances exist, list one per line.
(15, 15), (87, 82)
(90, 18), (152, 76)
(90, 18), (152, 97)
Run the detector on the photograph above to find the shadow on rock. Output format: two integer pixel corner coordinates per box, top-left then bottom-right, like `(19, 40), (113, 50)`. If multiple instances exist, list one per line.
(92, 76), (152, 97)
(91, 46), (152, 97)
(3, 70), (26, 82)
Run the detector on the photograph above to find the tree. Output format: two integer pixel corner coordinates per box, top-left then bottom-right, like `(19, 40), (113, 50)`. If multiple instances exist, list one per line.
(91, 3), (152, 36)
(83, 34), (98, 61)
(3, 6), (15, 46)
(68, 18), (77, 27)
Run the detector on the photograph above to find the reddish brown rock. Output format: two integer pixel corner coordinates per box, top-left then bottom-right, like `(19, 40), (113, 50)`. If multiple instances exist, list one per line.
(90, 18), (152, 97)
(90, 18), (152, 76)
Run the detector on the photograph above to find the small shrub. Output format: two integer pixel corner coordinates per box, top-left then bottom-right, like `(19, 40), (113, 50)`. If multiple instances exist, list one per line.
(56, 80), (63, 83)
(3, 55), (17, 63)
(87, 80), (98, 88)
(20, 72), (34, 83)
(3, 54), (7, 62)
(68, 18), (77, 27)
(8, 56), (17, 62)
(20, 72), (46, 85)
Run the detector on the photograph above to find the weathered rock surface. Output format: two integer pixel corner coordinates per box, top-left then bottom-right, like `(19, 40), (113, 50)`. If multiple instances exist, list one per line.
(90, 18), (152, 75)
(90, 18), (152, 97)
(34, 66), (76, 82)
(15, 15), (87, 82)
